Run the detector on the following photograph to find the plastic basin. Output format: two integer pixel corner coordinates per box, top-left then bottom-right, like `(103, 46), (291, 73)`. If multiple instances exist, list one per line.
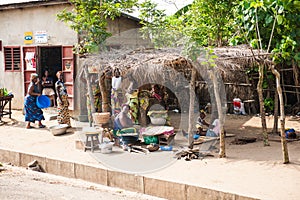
(36, 95), (51, 109)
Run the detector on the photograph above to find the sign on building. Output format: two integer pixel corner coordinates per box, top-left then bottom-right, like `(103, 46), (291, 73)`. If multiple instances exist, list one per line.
(24, 32), (33, 44)
(35, 31), (48, 44)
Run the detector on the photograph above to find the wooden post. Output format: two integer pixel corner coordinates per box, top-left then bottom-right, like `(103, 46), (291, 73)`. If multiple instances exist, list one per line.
(210, 69), (226, 158)
(188, 68), (196, 148)
(99, 71), (110, 112)
(84, 66), (95, 127)
(139, 107), (147, 127)
(292, 60), (300, 103)
(273, 89), (279, 134)
(270, 64), (289, 164)
(257, 64), (269, 146)
(281, 66), (288, 104)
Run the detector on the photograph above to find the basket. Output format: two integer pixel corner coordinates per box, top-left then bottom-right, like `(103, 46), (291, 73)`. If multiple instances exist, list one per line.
(92, 112), (111, 124)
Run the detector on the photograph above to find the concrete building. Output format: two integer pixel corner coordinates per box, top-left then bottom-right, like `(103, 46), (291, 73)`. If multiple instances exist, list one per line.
(0, 0), (144, 120)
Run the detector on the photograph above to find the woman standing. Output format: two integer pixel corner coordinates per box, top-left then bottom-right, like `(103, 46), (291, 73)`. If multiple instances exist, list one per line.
(24, 73), (45, 129)
(55, 71), (71, 127)
(111, 68), (123, 115)
(41, 69), (56, 107)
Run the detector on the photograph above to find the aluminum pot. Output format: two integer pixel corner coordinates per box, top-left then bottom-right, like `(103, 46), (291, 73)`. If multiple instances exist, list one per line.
(49, 124), (69, 136)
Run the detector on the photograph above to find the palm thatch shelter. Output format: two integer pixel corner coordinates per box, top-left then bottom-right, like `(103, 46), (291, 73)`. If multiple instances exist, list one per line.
(76, 45), (299, 125)
(78, 46), (252, 112)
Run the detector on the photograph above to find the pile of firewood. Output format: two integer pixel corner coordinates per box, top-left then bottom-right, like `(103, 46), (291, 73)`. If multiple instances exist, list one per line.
(174, 147), (214, 161)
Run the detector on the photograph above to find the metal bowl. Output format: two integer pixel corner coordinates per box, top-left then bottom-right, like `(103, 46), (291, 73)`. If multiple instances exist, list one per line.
(49, 124), (69, 136)
(150, 117), (166, 125)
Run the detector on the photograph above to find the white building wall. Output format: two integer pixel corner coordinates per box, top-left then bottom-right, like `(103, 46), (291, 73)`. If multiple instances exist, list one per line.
(0, 4), (77, 109)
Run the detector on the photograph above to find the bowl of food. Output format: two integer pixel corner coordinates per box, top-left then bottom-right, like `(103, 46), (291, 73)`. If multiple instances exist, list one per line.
(148, 110), (168, 125)
(49, 124), (69, 136)
(150, 117), (166, 125)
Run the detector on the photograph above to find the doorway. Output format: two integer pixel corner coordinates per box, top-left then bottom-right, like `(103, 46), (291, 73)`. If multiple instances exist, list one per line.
(38, 46), (62, 84)
(23, 45), (75, 110)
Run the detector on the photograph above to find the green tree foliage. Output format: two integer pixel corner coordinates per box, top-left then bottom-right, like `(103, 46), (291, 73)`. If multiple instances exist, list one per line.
(234, 0), (300, 64)
(139, 0), (236, 48)
(139, 0), (299, 63)
(138, 0), (183, 48)
(57, 0), (138, 54)
(182, 0), (235, 47)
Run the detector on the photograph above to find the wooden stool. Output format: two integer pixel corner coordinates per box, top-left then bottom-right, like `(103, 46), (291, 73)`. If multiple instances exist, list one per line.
(84, 132), (100, 152)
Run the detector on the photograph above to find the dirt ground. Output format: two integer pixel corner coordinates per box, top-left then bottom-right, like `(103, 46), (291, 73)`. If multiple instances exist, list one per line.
(170, 111), (300, 162)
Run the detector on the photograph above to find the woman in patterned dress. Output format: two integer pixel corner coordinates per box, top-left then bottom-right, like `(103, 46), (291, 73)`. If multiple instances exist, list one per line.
(55, 71), (71, 127)
(24, 73), (45, 129)
(111, 68), (124, 115)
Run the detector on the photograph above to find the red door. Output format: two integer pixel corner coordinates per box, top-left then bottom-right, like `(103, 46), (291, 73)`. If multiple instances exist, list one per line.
(23, 46), (37, 95)
(62, 46), (74, 110)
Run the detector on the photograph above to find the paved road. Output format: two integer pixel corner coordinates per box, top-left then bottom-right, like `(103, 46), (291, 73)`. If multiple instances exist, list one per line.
(0, 164), (165, 200)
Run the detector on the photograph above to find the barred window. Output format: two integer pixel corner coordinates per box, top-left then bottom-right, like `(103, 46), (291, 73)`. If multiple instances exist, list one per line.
(4, 47), (21, 71)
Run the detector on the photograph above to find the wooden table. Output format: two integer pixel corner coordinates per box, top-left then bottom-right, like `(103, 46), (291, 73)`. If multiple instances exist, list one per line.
(0, 95), (13, 121)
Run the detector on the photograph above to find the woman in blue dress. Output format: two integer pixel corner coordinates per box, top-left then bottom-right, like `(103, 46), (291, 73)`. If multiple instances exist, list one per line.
(24, 73), (45, 129)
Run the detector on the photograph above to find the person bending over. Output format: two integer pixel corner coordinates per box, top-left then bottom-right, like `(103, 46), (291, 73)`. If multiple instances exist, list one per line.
(114, 104), (133, 130)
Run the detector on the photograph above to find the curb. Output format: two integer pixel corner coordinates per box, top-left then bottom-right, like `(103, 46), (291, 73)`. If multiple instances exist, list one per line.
(0, 148), (258, 200)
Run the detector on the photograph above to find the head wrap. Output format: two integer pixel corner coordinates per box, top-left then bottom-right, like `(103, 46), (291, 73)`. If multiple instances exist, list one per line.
(56, 71), (62, 78)
(30, 73), (39, 81)
(200, 109), (206, 115)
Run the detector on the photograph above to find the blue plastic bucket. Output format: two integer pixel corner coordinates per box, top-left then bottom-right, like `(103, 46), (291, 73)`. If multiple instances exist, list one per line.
(36, 95), (51, 109)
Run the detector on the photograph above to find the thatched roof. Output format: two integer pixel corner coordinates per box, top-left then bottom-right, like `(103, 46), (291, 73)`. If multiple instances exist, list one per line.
(82, 47), (193, 84)
(214, 45), (271, 69)
(81, 45), (268, 86)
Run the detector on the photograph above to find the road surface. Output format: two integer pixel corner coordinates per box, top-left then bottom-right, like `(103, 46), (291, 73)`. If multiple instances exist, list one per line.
(0, 163), (165, 200)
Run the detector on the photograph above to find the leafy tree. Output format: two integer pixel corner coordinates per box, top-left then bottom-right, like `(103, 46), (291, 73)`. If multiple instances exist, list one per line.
(235, 0), (300, 163)
(139, 0), (236, 48)
(57, 0), (138, 54)
(139, 0), (299, 160)
(234, 0), (299, 61)
(182, 0), (235, 47)
(138, 0), (183, 48)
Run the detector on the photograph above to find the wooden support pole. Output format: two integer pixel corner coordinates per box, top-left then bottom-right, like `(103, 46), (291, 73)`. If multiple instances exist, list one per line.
(270, 65), (289, 164)
(188, 68), (196, 148)
(84, 66), (95, 127)
(99, 71), (110, 113)
(292, 60), (300, 103)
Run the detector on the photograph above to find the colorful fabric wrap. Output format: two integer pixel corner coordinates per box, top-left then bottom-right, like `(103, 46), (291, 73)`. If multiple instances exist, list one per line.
(24, 95), (45, 122)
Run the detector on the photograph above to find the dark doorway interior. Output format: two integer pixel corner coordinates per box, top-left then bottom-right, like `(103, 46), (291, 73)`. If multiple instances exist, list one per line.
(38, 46), (62, 84)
